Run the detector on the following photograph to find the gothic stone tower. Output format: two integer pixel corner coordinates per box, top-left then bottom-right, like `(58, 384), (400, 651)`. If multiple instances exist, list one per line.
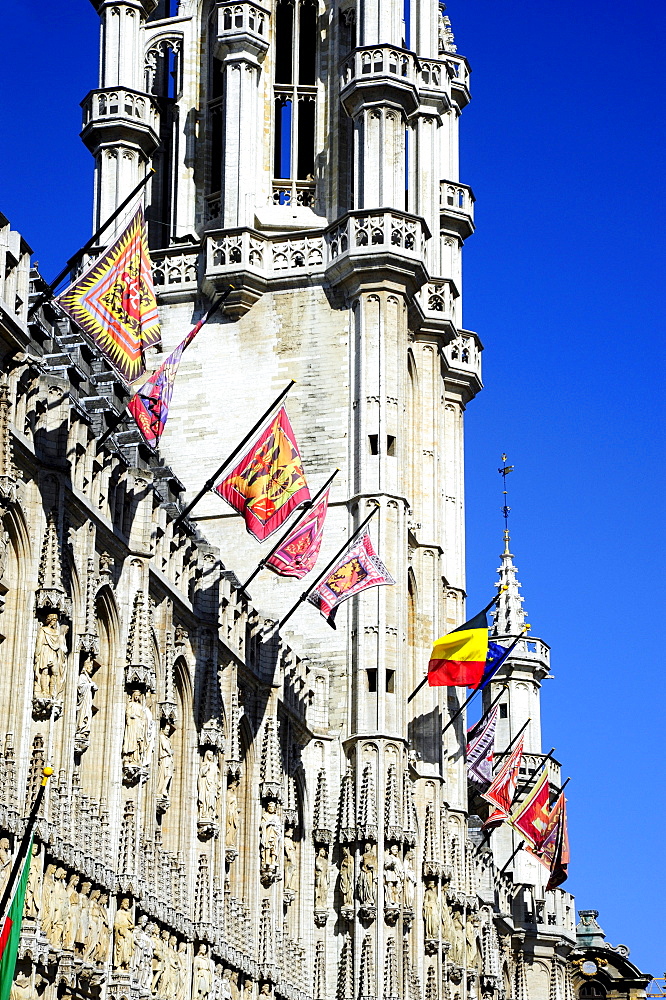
(79, 0), (564, 998)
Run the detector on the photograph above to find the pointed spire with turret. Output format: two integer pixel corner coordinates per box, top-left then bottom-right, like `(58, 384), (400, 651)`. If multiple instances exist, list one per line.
(491, 529), (529, 639)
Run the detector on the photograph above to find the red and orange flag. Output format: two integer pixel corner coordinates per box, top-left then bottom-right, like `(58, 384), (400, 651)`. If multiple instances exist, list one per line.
(214, 407), (310, 541)
(481, 736), (524, 830)
(510, 767), (550, 847)
(57, 208), (160, 383)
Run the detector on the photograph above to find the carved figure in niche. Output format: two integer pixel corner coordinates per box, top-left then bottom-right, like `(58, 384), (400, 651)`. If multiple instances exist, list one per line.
(50, 867), (69, 948)
(34, 613), (68, 700)
(193, 944), (213, 1000)
(158, 928), (172, 993)
(441, 895), (454, 943)
(259, 800), (281, 870)
(176, 942), (189, 1000)
(152, 925), (166, 991)
(147, 923), (159, 988)
(75, 657), (98, 750)
(230, 970), (240, 1000)
(96, 893), (112, 964)
(423, 879), (440, 939)
(113, 897), (135, 970)
(338, 846), (354, 907)
(40, 863), (57, 939)
(24, 843), (42, 920)
(132, 913), (146, 979)
(122, 689), (155, 775)
(283, 827), (297, 893)
(403, 850), (416, 908)
(356, 843), (377, 904)
(0, 527), (8, 583)
(9, 973), (31, 1000)
(62, 874), (80, 950)
(213, 963), (224, 1000)
(83, 888), (101, 961)
(314, 847), (329, 909)
(259, 984), (272, 999)
(221, 968), (232, 1000)
(157, 721), (175, 800)
(197, 750), (220, 823)
(0, 838), (12, 898)
(242, 979), (253, 1000)
(138, 917), (154, 988)
(225, 779), (240, 848)
(76, 881), (91, 953)
(383, 845), (404, 907)
(466, 913), (481, 971)
(450, 909), (464, 964)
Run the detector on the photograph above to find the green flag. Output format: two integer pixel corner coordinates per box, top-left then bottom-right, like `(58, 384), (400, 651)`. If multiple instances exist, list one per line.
(0, 836), (33, 1000)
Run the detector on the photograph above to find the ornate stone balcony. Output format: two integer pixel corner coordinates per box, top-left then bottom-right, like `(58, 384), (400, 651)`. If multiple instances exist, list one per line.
(214, 0), (270, 58)
(271, 179), (316, 208)
(152, 244), (200, 302)
(442, 329), (483, 399)
(440, 180), (475, 239)
(446, 55), (471, 108)
(80, 87), (160, 156)
(340, 45), (420, 116)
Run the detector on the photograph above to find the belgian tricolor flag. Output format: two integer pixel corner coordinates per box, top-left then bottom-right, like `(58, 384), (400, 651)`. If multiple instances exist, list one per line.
(427, 591), (506, 688)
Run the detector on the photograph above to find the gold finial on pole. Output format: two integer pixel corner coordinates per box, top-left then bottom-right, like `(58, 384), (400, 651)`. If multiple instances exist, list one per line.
(41, 766), (54, 786)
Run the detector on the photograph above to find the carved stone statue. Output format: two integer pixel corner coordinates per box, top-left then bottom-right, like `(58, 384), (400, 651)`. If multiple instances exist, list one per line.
(356, 843), (377, 904)
(451, 908), (464, 964)
(339, 846), (354, 908)
(383, 845), (404, 908)
(113, 897), (135, 970)
(157, 721), (175, 801)
(152, 924), (166, 991)
(229, 970), (240, 1000)
(9, 973), (31, 1000)
(197, 750), (220, 824)
(24, 842), (42, 920)
(75, 657), (97, 751)
(225, 779), (240, 848)
(122, 689), (155, 777)
(40, 863), (57, 939)
(176, 942), (189, 1000)
(76, 881), (91, 953)
(193, 943), (213, 1000)
(50, 867), (69, 948)
(0, 838), (12, 899)
(221, 969), (232, 1000)
(423, 879), (440, 939)
(62, 873), (80, 950)
(441, 896), (454, 944)
(314, 847), (329, 909)
(132, 913), (148, 980)
(259, 800), (281, 870)
(83, 888), (101, 961)
(403, 850), (416, 908)
(96, 894), (111, 964)
(283, 826), (297, 893)
(242, 979), (253, 1000)
(34, 613), (68, 700)
(466, 913), (481, 971)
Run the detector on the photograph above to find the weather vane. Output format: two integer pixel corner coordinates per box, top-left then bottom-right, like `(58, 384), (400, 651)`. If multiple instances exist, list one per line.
(498, 453), (514, 533)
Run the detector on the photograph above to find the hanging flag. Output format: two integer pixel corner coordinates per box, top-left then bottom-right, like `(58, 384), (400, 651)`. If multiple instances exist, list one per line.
(481, 736), (524, 829)
(477, 640), (512, 690)
(466, 706), (499, 785)
(509, 767), (550, 847)
(266, 488), (330, 578)
(214, 407), (310, 541)
(57, 207), (161, 383)
(0, 837), (33, 996)
(428, 607), (490, 688)
(307, 529), (395, 628)
(528, 792), (569, 870)
(545, 795), (570, 891)
(128, 305), (214, 448)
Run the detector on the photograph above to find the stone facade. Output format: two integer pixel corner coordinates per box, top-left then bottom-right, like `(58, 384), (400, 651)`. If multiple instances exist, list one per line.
(0, 2), (651, 1000)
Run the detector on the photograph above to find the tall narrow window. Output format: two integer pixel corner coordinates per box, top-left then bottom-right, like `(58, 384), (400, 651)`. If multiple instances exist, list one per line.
(145, 39), (182, 247)
(272, 0), (318, 207)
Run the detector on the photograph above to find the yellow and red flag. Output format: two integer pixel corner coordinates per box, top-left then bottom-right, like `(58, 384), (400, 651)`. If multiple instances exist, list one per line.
(527, 792), (570, 875)
(214, 407), (310, 541)
(509, 767), (550, 848)
(428, 607), (489, 687)
(481, 736), (524, 829)
(57, 208), (161, 383)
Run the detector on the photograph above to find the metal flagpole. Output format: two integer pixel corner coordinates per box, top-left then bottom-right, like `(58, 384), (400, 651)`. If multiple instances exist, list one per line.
(239, 468), (339, 595)
(95, 289), (233, 453)
(173, 379), (296, 530)
(0, 767), (53, 919)
(276, 505), (379, 632)
(27, 171), (155, 320)
(497, 776), (570, 875)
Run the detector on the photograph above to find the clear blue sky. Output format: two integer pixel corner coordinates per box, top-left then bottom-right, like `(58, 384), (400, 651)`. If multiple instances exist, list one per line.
(1, 0), (664, 974)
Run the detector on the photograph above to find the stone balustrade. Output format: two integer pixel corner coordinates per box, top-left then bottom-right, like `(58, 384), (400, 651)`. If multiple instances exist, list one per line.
(272, 179), (316, 208)
(81, 87), (160, 133)
(440, 180), (475, 234)
(418, 57), (448, 92)
(340, 45), (416, 90)
(216, 0), (269, 39)
(152, 245), (200, 297)
(446, 55), (471, 106)
(444, 330), (482, 380)
(418, 278), (458, 324)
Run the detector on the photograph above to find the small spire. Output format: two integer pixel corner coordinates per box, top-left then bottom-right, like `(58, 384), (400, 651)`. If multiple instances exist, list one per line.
(491, 456), (528, 638)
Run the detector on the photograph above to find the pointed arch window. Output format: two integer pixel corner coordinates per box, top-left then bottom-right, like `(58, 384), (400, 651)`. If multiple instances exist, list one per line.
(272, 0), (318, 207)
(144, 37), (183, 248)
